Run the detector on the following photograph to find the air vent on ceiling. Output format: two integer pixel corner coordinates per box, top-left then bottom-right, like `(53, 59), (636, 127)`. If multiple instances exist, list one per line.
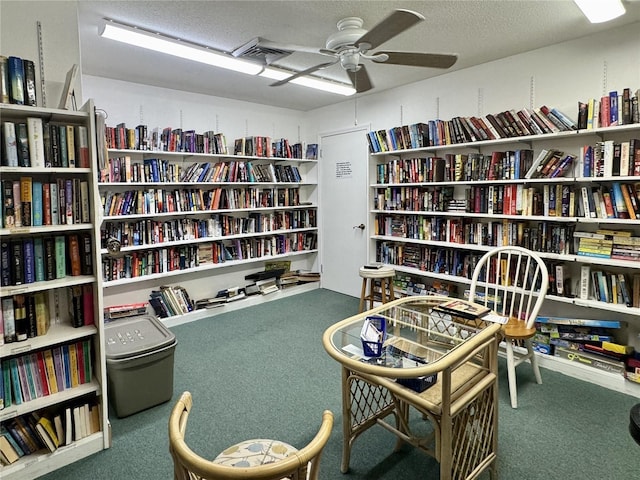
(232, 37), (292, 65)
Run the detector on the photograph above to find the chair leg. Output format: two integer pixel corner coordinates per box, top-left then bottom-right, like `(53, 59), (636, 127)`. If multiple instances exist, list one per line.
(505, 341), (518, 409)
(525, 338), (543, 385)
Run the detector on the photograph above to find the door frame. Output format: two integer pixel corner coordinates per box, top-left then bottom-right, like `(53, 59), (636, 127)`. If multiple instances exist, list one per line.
(318, 123), (371, 296)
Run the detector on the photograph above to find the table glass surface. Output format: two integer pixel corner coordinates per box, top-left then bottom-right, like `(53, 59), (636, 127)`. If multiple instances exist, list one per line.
(328, 297), (496, 374)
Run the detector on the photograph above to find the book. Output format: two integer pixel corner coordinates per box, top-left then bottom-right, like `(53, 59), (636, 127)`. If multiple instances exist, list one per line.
(2, 121), (19, 167)
(58, 63), (79, 110)
(7, 56), (25, 104)
(35, 415), (59, 453)
(75, 125), (90, 168)
(26, 117), (46, 168)
(22, 59), (37, 107)
(66, 124), (76, 167)
(2, 297), (16, 343)
(535, 316), (620, 329)
(0, 56), (9, 104)
(0, 428), (21, 464)
(434, 299), (491, 319)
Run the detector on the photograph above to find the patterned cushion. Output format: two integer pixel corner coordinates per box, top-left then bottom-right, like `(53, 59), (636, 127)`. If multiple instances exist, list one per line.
(213, 438), (298, 468)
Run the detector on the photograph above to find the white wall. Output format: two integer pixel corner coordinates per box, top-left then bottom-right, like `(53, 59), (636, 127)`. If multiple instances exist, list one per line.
(0, 0), (82, 108)
(83, 75), (308, 148)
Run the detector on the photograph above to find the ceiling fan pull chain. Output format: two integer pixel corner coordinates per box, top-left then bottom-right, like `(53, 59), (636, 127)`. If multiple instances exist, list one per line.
(354, 94), (358, 126)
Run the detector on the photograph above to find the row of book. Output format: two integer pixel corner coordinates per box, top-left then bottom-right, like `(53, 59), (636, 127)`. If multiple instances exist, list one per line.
(196, 233), (317, 264)
(1, 177), (90, 229)
(100, 232), (317, 282)
(375, 149), (537, 184)
(1, 285), (94, 346)
(373, 140), (637, 185)
(148, 285), (194, 318)
(532, 316), (639, 382)
(374, 185), (453, 213)
(100, 157), (303, 185)
(100, 209), (317, 249)
(578, 88), (639, 130)
(0, 339), (93, 408)
(393, 272), (457, 298)
(579, 182), (640, 220)
(105, 123), (229, 155)
(1, 292), (49, 344)
(0, 399), (101, 464)
(0, 55), (37, 106)
(367, 105), (579, 153)
(1, 119), (89, 169)
(1, 233), (93, 287)
(376, 241), (483, 279)
(587, 269), (639, 307)
(233, 136), (305, 159)
(581, 139), (640, 178)
(375, 215), (576, 256)
(101, 185), (302, 217)
(372, 181), (640, 220)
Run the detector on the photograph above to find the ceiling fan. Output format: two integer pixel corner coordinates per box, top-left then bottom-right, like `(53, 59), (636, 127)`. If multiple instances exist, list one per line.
(248, 9), (458, 93)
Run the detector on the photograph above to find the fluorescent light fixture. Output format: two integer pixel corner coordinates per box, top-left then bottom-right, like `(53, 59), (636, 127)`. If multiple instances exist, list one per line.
(260, 67), (356, 96)
(574, 0), (626, 23)
(99, 20), (263, 75)
(100, 20), (356, 96)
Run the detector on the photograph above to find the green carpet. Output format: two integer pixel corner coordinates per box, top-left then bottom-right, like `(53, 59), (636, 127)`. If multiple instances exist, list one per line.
(39, 289), (639, 479)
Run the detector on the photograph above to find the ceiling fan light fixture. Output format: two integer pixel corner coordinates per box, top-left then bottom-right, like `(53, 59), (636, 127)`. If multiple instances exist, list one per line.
(99, 20), (263, 75)
(573, 0), (626, 23)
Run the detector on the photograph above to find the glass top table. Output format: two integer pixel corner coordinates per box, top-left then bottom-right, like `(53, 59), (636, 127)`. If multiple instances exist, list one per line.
(322, 296), (502, 480)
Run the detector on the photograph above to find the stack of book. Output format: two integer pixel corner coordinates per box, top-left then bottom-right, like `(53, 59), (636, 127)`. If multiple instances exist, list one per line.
(535, 316), (634, 375)
(148, 285), (194, 318)
(103, 302), (147, 322)
(574, 231), (613, 258)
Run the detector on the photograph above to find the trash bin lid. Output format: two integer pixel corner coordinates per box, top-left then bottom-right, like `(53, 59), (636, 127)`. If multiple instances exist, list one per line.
(104, 315), (176, 360)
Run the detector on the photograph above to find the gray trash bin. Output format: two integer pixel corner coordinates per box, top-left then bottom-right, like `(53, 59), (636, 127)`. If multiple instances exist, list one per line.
(104, 315), (177, 418)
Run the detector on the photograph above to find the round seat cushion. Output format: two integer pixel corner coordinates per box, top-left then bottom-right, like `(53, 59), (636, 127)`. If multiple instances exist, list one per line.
(359, 266), (395, 279)
(213, 438), (298, 468)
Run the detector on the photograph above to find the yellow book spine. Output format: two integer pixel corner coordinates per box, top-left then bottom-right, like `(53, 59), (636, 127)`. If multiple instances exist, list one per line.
(68, 343), (79, 387)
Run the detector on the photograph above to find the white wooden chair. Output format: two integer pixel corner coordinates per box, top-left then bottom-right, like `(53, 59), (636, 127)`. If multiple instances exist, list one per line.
(468, 246), (549, 408)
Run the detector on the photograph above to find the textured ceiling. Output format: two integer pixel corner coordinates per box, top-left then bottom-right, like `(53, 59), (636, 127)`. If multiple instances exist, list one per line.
(77, 1), (640, 111)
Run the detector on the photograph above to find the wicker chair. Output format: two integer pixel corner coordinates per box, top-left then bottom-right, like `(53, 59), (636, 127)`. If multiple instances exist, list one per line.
(169, 392), (333, 480)
(469, 246), (549, 408)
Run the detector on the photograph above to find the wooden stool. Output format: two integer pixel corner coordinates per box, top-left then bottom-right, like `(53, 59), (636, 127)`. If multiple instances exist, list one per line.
(358, 266), (395, 313)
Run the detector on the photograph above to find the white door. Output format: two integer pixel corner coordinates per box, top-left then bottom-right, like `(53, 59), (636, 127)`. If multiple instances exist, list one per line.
(319, 126), (370, 298)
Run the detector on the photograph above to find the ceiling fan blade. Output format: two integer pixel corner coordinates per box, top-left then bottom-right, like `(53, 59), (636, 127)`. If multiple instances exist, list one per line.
(373, 51), (458, 69)
(347, 65), (373, 93)
(270, 60), (338, 87)
(356, 9), (425, 51)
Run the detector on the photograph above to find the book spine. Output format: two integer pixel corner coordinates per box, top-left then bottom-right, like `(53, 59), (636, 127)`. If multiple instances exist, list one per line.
(26, 117), (45, 168)
(8, 56), (25, 104)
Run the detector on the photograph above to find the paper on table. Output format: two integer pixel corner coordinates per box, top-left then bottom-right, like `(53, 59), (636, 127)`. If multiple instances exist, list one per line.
(343, 343), (370, 359)
(483, 312), (509, 324)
